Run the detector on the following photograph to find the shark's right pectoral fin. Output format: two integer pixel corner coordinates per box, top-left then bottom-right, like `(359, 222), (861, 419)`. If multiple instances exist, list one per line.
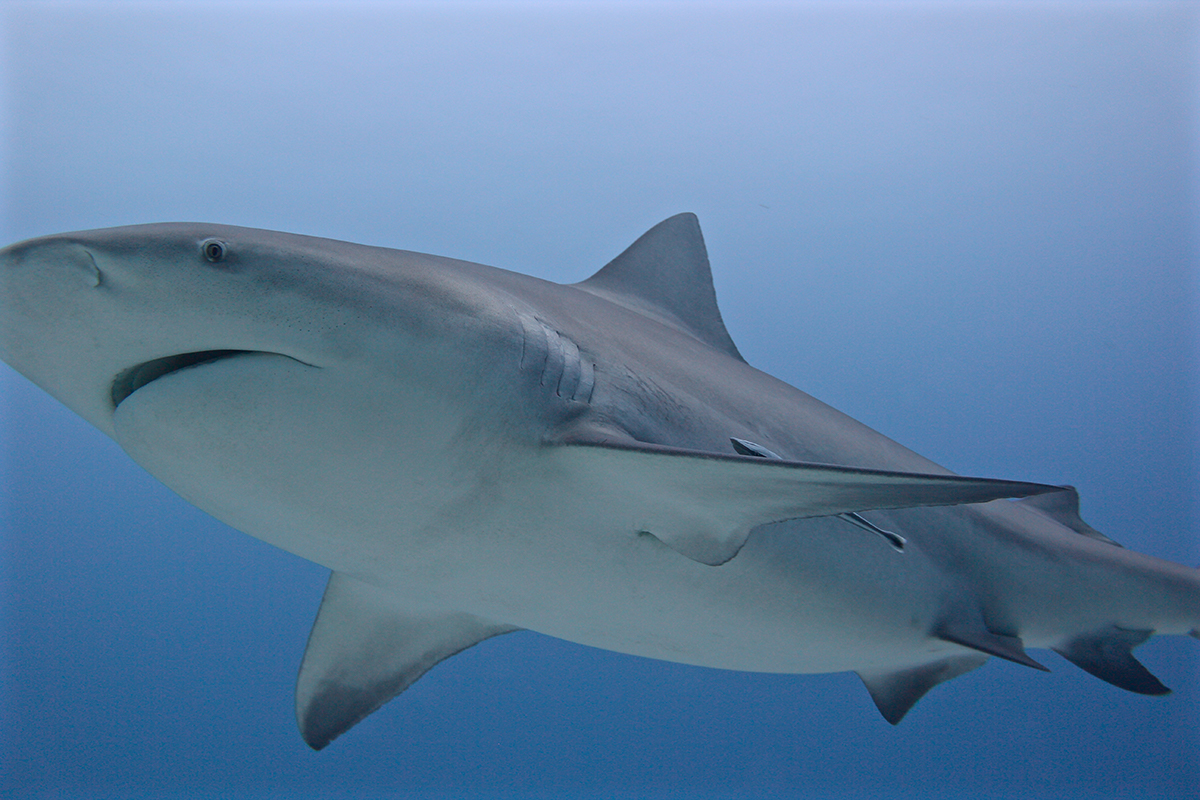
(858, 654), (988, 724)
(555, 440), (1059, 566)
(296, 572), (519, 750)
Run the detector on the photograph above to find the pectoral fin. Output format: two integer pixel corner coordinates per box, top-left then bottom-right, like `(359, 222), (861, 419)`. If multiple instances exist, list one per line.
(556, 440), (1059, 566)
(296, 572), (519, 749)
(859, 654), (988, 724)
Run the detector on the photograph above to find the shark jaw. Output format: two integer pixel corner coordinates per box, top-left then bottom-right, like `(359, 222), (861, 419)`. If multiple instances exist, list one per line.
(111, 350), (255, 408)
(110, 350), (321, 409)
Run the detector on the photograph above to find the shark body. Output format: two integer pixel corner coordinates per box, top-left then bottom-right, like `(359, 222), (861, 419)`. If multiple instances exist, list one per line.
(1, 214), (1195, 749)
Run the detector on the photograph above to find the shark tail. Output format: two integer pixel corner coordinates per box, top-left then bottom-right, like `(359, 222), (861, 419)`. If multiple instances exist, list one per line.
(858, 626), (1184, 725)
(858, 559), (1200, 725)
(1038, 553), (1200, 699)
(1018, 493), (1200, 698)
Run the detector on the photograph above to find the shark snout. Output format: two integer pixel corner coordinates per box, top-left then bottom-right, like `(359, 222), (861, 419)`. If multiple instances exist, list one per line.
(1, 227), (333, 439)
(0, 236), (105, 371)
(0, 235), (137, 435)
(0, 236), (103, 289)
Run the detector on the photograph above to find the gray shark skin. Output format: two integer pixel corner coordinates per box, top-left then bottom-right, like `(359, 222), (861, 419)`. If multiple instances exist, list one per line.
(0, 214), (1196, 750)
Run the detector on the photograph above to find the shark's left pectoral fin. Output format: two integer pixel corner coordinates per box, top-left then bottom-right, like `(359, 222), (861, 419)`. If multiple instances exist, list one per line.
(296, 572), (519, 750)
(555, 441), (1058, 566)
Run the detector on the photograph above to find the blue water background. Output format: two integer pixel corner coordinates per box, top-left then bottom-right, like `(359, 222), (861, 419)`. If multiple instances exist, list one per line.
(1, 2), (1197, 798)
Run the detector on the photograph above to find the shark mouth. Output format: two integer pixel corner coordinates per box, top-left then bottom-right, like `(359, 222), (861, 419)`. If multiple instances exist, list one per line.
(111, 350), (255, 408)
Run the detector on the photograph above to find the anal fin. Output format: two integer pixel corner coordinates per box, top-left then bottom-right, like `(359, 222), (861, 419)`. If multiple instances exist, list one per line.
(1052, 626), (1170, 695)
(858, 654), (988, 724)
(296, 572), (519, 750)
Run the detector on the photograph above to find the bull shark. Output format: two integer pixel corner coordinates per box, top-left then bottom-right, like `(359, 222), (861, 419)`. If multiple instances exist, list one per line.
(0, 214), (1196, 750)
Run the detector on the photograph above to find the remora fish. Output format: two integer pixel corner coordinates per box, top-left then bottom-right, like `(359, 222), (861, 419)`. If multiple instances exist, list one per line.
(0, 214), (1195, 749)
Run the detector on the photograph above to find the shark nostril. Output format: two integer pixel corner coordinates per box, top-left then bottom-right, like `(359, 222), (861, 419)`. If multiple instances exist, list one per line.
(0, 239), (102, 287)
(84, 250), (102, 288)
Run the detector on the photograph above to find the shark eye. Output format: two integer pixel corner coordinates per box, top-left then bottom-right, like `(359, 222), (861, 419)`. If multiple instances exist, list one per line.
(201, 238), (227, 263)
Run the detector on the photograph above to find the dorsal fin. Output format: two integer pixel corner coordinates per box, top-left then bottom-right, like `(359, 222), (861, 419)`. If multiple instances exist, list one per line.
(577, 213), (745, 362)
(1019, 487), (1122, 547)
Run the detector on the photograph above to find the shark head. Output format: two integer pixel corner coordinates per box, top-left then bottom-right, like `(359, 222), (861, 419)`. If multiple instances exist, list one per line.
(0, 224), (533, 436)
(0, 224), (552, 570)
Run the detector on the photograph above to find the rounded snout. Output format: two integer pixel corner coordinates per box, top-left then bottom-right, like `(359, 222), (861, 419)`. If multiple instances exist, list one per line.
(0, 224), (334, 439)
(1, 235), (104, 288)
(0, 235), (129, 434)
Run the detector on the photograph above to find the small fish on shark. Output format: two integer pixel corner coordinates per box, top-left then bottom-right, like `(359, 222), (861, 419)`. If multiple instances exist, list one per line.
(0, 214), (1195, 749)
